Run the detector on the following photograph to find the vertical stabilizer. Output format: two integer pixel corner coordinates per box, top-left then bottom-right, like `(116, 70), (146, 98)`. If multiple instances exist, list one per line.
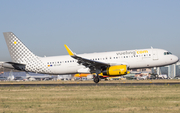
(3, 32), (36, 63)
(3, 32), (51, 74)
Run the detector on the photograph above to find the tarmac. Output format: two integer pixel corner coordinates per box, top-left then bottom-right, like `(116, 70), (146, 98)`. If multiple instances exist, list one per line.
(0, 80), (180, 87)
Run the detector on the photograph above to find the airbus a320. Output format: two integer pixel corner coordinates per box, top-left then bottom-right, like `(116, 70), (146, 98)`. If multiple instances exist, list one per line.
(1, 32), (179, 83)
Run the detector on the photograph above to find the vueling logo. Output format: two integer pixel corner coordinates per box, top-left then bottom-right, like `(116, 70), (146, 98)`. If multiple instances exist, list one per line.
(136, 50), (148, 54)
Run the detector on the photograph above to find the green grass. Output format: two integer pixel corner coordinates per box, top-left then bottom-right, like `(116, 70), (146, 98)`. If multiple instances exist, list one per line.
(0, 85), (180, 113)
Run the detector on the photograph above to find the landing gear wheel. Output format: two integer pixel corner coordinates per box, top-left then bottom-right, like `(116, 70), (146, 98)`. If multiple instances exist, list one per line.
(94, 76), (99, 83)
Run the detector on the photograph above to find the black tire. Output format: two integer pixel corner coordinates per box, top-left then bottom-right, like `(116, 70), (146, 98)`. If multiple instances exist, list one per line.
(94, 76), (99, 83)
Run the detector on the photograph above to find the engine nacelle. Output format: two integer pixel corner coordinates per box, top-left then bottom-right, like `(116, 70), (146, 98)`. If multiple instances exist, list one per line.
(102, 65), (128, 76)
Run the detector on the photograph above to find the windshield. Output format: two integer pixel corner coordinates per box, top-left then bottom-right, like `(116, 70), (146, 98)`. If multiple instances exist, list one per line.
(164, 52), (172, 55)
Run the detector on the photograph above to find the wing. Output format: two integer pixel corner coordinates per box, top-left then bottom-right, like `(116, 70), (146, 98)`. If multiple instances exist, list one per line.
(64, 45), (110, 73)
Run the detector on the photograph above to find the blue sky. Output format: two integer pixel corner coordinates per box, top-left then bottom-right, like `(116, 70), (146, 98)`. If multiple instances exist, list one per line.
(0, 0), (180, 61)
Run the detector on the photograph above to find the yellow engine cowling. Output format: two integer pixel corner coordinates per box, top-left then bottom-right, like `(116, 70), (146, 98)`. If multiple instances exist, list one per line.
(102, 65), (129, 76)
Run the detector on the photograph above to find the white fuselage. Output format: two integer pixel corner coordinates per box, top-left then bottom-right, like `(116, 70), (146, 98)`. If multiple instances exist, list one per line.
(39, 48), (179, 75)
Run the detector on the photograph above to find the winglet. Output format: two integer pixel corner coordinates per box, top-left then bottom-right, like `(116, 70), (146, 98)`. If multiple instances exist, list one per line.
(64, 44), (74, 56)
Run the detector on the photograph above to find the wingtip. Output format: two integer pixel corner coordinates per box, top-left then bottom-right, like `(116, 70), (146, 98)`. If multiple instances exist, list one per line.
(64, 44), (74, 56)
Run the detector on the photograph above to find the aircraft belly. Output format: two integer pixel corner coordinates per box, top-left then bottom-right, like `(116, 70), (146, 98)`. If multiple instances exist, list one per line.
(49, 65), (83, 75)
(129, 62), (146, 68)
(129, 59), (148, 69)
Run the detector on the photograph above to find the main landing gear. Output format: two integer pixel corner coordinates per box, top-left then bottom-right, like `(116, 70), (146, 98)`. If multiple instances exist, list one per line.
(93, 74), (100, 83)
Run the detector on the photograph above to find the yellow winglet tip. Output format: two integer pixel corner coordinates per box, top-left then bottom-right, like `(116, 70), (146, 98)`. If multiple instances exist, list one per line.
(64, 44), (74, 56)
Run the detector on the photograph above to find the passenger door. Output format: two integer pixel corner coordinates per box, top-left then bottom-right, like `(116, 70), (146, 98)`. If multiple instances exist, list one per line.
(152, 50), (158, 60)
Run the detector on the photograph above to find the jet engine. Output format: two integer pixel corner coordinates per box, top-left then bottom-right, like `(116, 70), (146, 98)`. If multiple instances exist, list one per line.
(102, 65), (129, 76)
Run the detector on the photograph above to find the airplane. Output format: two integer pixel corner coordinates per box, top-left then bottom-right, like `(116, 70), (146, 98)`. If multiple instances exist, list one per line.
(0, 32), (179, 83)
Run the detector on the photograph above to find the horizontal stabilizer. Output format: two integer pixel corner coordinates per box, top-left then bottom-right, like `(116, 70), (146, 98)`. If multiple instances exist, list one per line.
(6, 62), (26, 66)
(1, 62), (26, 70)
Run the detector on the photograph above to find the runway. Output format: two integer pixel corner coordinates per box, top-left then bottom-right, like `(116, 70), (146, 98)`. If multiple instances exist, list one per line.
(1, 81), (180, 87)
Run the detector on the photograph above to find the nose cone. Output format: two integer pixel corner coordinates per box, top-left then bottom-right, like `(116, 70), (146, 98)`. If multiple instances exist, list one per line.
(173, 55), (179, 63)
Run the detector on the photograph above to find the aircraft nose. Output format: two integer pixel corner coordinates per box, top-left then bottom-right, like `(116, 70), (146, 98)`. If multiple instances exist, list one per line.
(173, 55), (179, 63)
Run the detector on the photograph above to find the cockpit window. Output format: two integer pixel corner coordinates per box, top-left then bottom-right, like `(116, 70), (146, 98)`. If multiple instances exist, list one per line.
(167, 52), (172, 55)
(164, 52), (172, 55)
